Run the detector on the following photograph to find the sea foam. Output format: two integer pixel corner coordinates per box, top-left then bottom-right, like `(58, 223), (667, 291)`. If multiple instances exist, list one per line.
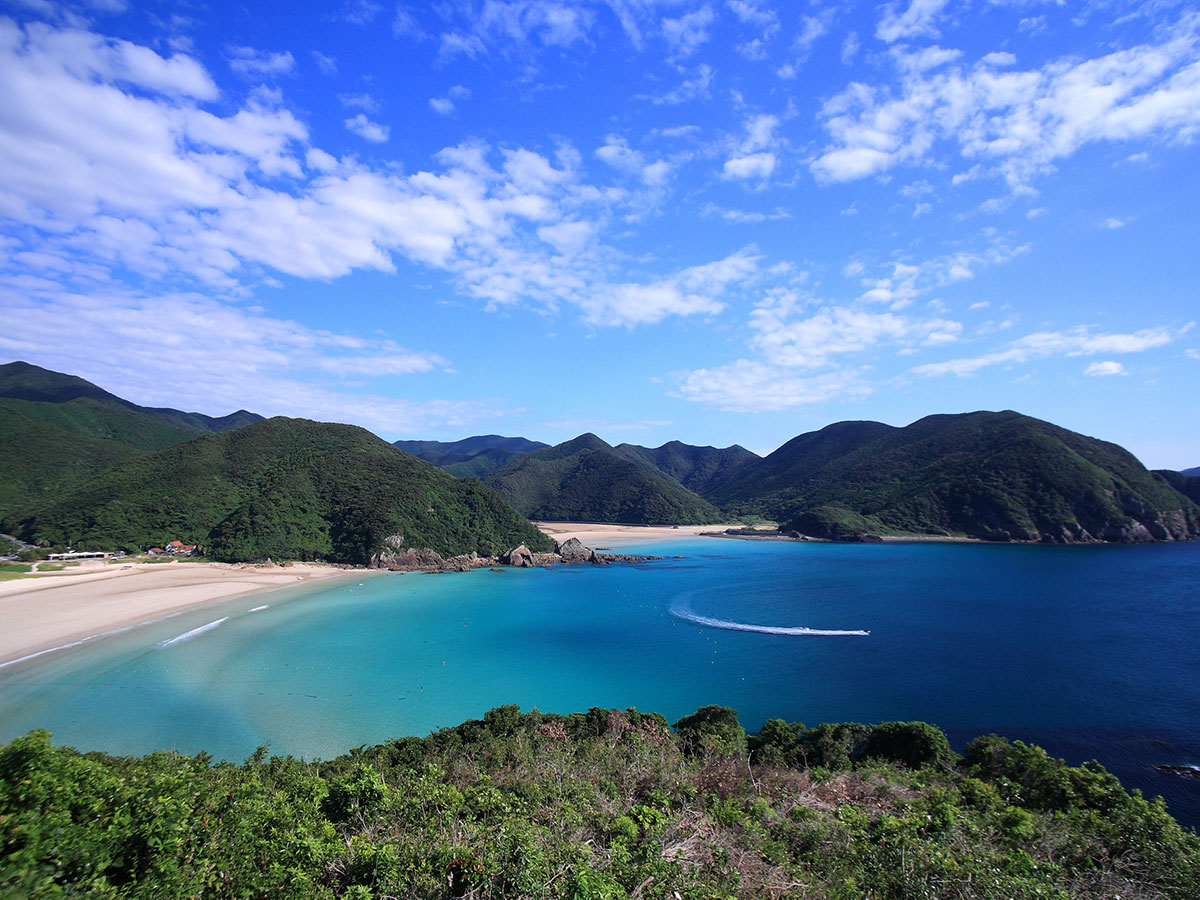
(670, 603), (868, 637)
(159, 617), (229, 648)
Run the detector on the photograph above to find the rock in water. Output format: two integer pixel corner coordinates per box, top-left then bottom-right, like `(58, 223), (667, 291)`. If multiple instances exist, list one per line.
(558, 537), (590, 561)
(501, 544), (534, 567)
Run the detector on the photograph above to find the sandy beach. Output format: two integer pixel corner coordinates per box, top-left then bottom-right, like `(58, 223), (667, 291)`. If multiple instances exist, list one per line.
(0, 560), (351, 667)
(535, 521), (740, 548)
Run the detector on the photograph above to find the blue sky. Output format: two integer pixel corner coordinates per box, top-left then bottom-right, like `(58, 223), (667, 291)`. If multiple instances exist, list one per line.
(0, 0), (1197, 467)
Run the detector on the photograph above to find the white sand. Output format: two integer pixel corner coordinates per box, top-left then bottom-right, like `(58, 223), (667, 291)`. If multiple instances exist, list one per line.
(535, 521), (739, 549)
(0, 560), (351, 667)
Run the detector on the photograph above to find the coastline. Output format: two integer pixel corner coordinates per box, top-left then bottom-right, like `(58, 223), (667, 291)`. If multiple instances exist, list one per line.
(534, 521), (741, 548)
(0, 560), (352, 668)
(534, 522), (984, 547)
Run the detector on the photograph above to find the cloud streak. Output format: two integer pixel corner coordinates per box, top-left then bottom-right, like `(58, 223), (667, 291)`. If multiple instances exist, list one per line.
(813, 17), (1200, 186)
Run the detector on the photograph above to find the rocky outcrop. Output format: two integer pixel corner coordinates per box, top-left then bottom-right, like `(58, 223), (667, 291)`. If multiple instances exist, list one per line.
(500, 544), (535, 567)
(371, 547), (446, 571)
(558, 537), (590, 561)
(368, 537), (667, 573)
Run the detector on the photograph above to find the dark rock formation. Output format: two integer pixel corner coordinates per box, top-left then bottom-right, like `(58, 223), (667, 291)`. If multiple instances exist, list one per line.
(366, 537), (665, 573)
(500, 544), (535, 567)
(558, 537), (590, 561)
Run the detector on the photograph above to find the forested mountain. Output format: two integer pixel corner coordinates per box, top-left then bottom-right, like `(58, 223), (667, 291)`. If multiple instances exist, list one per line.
(705, 421), (894, 507)
(4, 362), (1195, 547)
(4, 417), (552, 562)
(0, 361), (261, 434)
(0, 363), (262, 517)
(712, 411), (1200, 543)
(1181, 466), (1200, 477)
(484, 433), (723, 525)
(613, 440), (758, 495)
(0, 401), (142, 518)
(1156, 469), (1200, 506)
(394, 434), (548, 478)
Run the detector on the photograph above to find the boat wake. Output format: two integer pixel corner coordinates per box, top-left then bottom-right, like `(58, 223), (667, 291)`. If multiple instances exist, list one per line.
(670, 604), (868, 637)
(159, 617), (229, 648)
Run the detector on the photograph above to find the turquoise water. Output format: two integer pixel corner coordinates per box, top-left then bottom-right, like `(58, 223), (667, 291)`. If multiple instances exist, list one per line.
(2, 538), (1199, 824)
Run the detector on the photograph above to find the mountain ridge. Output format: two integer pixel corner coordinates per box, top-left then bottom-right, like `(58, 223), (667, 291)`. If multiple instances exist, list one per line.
(484, 433), (724, 525)
(5, 416), (552, 563)
(713, 410), (1200, 543)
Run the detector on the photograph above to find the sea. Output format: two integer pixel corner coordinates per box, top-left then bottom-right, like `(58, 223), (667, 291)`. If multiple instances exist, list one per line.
(2, 536), (1199, 826)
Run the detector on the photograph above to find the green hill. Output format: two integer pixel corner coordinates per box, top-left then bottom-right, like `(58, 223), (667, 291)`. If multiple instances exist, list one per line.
(393, 434), (548, 478)
(1156, 469), (1200, 506)
(0, 361), (262, 434)
(712, 411), (1200, 542)
(0, 363), (265, 517)
(0, 404), (142, 518)
(705, 421), (894, 506)
(5, 417), (551, 562)
(484, 433), (723, 525)
(613, 440), (758, 495)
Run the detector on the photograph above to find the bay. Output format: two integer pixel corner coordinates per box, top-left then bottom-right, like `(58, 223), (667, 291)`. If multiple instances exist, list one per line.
(2, 537), (1199, 825)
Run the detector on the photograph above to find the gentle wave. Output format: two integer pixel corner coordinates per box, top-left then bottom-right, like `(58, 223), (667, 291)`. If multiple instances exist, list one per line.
(0, 624), (142, 670)
(159, 617), (229, 648)
(249, 605), (269, 612)
(670, 604), (868, 637)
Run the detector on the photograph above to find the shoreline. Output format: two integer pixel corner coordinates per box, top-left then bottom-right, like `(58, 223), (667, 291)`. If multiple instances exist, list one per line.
(534, 521), (742, 548)
(535, 521), (984, 547)
(0, 560), (352, 668)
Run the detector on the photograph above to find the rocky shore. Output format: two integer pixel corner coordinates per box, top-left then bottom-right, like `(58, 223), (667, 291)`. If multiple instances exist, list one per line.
(368, 536), (665, 573)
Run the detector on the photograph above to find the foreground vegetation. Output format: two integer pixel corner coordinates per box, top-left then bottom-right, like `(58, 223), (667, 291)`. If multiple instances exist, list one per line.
(3, 707), (1196, 899)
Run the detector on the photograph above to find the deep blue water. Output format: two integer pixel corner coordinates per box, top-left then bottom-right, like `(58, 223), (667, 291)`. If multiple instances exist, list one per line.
(1, 537), (1198, 826)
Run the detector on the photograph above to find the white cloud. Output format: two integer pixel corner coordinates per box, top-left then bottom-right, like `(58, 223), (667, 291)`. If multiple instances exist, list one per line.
(750, 289), (961, 368)
(662, 6), (715, 58)
(429, 84), (469, 116)
(722, 113), (780, 180)
(675, 360), (872, 412)
(1085, 360), (1127, 376)
(704, 204), (790, 223)
(312, 51), (337, 76)
(841, 31), (860, 65)
(338, 0), (384, 26)
(674, 239), (1042, 411)
(876, 0), (951, 43)
(0, 19), (751, 334)
(644, 63), (714, 105)
(723, 152), (776, 179)
(583, 249), (758, 327)
(727, 0), (776, 29)
(813, 18), (1200, 186)
(227, 45), (295, 79)
(344, 113), (390, 143)
(1102, 217), (1125, 229)
(339, 92), (379, 112)
(912, 324), (1187, 377)
(0, 282), (493, 436)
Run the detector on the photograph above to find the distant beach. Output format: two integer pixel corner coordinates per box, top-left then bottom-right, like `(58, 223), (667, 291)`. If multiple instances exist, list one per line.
(0, 560), (351, 668)
(535, 522), (739, 548)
